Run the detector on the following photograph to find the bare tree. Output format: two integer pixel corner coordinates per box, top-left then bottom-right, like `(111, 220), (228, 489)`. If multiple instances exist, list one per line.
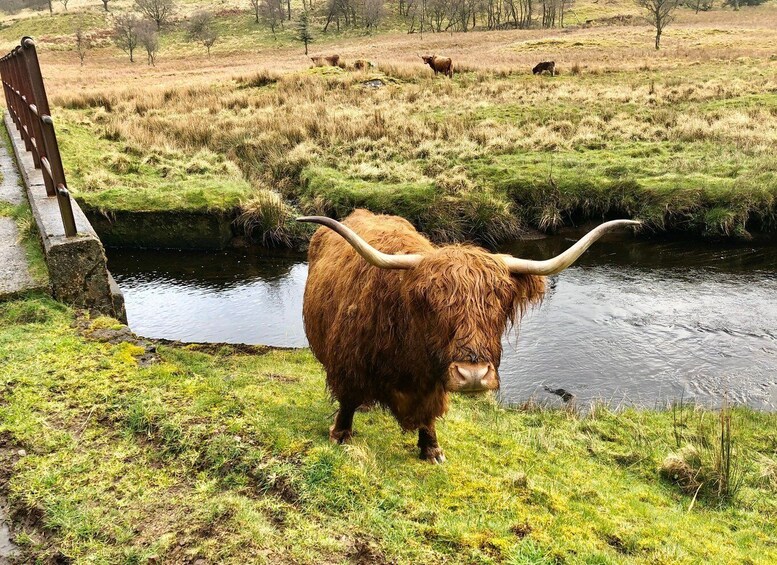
(58, 0), (69, 10)
(75, 19), (90, 65)
(137, 20), (159, 65)
(113, 12), (141, 62)
(187, 10), (218, 57)
(364, 0), (384, 30)
(135, 0), (175, 30)
(101, 0), (111, 11)
(249, 0), (260, 22)
(259, 0), (285, 36)
(686, 0), (713, 13)
(636, 0), (679, 49)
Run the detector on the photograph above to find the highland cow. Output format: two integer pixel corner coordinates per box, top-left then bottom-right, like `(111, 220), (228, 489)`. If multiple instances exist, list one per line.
(299, 210), (639, 463)
(420, 54), (454, 78)
(533, 61), (556, 75)
(311, 54), (341, 67)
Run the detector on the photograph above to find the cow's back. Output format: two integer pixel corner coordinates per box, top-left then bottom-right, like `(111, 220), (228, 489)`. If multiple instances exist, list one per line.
(303, 210), (434, 394)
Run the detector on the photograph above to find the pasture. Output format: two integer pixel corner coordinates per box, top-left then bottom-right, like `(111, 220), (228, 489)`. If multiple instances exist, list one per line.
(4, 2), (776, 244)
(1, 296), (777, 563)
(1, 0), (777, 562)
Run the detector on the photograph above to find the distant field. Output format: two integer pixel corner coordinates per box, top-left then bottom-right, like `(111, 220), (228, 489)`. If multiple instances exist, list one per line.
(2, 1), (777, 243)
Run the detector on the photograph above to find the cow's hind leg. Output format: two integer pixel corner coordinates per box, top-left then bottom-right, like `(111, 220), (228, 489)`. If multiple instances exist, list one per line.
(330, 398), (359, 444)
(418, 423), (445, 464)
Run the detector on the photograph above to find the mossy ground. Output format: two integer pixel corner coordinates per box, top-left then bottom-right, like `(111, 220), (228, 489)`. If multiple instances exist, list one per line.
(56, 114), (252, 213)
(1, 296), (776, 563)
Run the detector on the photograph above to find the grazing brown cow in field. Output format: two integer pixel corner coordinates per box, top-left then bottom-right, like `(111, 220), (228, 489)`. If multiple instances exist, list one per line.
(533, 61), (556, 75)
(311, 54), (341, 67)
(299, 210), (639, 463)
(420, 54), (454, 78)
(353, 59), (372, 70)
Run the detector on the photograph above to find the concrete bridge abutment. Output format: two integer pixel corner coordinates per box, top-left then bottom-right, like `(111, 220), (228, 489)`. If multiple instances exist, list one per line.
(4, 113), (126, 322)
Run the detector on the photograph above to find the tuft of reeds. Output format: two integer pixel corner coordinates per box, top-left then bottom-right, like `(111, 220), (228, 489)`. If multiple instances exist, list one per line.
(662, 398), (744, 504)
(235, 188), (305, 248)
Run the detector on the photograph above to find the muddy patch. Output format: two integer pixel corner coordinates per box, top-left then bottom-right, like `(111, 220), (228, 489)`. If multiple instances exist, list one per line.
(0, 496), (18, 561)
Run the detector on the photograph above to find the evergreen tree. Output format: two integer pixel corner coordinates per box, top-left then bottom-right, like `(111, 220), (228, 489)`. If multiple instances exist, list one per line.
(296, 10), (313, 55)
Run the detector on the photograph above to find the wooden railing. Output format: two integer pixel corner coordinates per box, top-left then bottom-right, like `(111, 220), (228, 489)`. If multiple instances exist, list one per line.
(0, 36), (76, 237)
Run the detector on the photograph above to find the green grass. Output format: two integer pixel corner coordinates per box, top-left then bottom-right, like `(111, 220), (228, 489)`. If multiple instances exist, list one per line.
(1, 296), (776, 563)
(51, 57), (777, 244)
(5, 199), (49, 285)
(9, 2), (777, 244)
(471, 142), (777, 235)
(57, 114), (253, 213)
(0, 10), (110, 50)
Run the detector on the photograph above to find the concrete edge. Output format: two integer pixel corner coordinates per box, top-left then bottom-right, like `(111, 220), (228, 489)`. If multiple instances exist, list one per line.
(4, 112), (126, 322)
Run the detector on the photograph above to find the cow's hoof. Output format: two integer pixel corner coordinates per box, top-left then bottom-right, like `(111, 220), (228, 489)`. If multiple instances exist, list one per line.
(421, 446), (446, 464)
(329, 426), (354, 444)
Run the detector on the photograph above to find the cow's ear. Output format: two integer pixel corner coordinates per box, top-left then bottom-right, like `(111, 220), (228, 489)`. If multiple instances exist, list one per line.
(509, 273), (545, 318)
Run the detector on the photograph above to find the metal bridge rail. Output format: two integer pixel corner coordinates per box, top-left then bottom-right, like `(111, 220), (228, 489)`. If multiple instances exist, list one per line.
(0, 36), (76, 237)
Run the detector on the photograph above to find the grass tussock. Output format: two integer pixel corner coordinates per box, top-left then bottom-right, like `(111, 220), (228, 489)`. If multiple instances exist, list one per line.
(235, 70), (281, 89)
(661, 400), (745, 503)
(0, 298), (776, 563)
(235, 188), (309, 247)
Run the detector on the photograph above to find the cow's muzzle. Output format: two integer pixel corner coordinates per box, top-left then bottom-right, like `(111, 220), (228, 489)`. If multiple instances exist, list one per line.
(446, 362), (498, 393)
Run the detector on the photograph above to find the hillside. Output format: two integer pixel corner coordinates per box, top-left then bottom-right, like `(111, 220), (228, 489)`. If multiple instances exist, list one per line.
(2, 0), (777, 244)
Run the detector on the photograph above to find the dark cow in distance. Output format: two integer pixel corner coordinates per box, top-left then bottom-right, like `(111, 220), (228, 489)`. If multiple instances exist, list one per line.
(533, 61), (556, 75)
(420, 54), (454, 78)
(299, 210), (639, 463)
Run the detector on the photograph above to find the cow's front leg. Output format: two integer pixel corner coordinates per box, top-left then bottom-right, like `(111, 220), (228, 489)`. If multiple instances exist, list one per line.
(329, 400), (358, 444)
(418, 423), (445, 464)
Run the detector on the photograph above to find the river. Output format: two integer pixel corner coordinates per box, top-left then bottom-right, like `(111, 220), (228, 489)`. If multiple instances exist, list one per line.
(107, 230), (777, 410)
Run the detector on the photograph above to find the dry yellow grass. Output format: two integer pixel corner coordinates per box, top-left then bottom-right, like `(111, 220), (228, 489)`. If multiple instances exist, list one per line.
(9, 4), (777, 240)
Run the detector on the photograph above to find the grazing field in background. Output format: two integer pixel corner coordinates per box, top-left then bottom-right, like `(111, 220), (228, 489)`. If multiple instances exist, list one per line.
(2, 1), (776, 244)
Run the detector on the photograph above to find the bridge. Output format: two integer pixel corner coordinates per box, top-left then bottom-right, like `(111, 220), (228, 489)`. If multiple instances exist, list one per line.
(0, 37), (124, 320)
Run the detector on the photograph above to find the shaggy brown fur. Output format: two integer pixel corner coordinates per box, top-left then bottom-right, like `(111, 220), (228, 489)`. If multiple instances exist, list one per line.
(532, 61), (556, 76)
(420, 55), (454, 78)
(311, 54), (341, 67)
(303, 210), (545, 462)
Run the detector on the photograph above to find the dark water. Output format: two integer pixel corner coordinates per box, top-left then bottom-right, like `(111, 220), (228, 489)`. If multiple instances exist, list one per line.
(108, 232), (777, 410)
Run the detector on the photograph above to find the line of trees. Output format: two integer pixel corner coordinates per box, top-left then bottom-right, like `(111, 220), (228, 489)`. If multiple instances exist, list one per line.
(316, 0), (576, 33)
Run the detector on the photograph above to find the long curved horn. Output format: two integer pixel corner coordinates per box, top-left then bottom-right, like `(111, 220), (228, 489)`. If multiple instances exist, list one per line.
(297, 216), (423, 270)
(499, 219), (641, 275)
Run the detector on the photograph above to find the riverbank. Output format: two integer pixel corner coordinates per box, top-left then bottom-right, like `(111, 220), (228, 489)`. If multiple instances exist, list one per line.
(16, 4), (769, 249)
(57, 60), (777, 249)
(1, 295), (776, 563)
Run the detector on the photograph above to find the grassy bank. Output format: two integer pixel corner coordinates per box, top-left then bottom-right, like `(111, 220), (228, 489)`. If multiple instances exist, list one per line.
(55, 56), (777, 245)
(5, 3), (777, 246)
(0, 296), (776, 563)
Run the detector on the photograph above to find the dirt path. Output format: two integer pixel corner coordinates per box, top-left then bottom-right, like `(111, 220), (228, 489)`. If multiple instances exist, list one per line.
(0, 133), (42, 301)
